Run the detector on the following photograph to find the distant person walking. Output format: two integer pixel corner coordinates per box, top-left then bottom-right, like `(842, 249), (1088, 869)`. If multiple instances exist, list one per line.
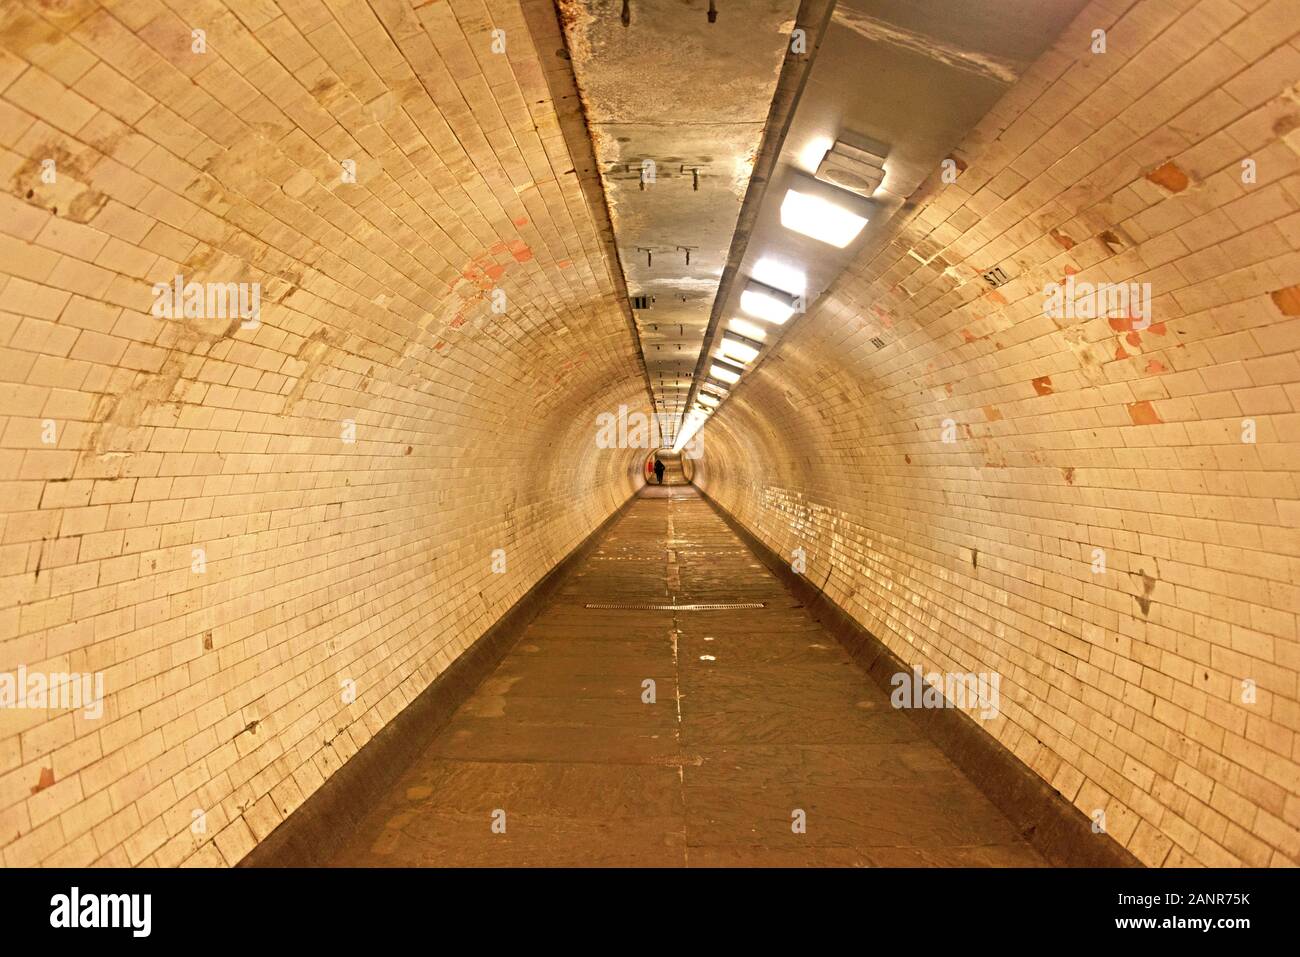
(653, 457), (665, 485)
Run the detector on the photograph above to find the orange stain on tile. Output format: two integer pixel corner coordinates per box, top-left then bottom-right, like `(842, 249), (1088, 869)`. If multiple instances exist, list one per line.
(462, 244), (514, 290)
(31, 767), (54, 794)
(508, 240), (533, 263)
(1271, 285), (1300, 315)
(1146, 359), (1167, 374)
(1115, 344), (1129, 360)
(1126, 331), (1142, 347)
(513, 216), (529, 227)
(987, 290), (1007, 305)
(1050, 229), (1076, 250)
(1146, 161), (1190, 192)
(1127, 400), (1162, 425)
(1031, 376), (1053, 396)
(983, 405), (1003, 422)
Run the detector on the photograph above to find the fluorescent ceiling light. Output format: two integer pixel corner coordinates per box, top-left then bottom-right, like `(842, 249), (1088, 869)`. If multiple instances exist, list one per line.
(727, 318), (767, 340)
(720, 329), (762, 364)
(740, 280), (799, 325)
(780, 185), (868, 248)
(709, 362), (741, 384)
(751, 257), (806, 296)
(719, 340), (759, 364)
(798, 134), (834, 174)
(672, 409), (708, 454)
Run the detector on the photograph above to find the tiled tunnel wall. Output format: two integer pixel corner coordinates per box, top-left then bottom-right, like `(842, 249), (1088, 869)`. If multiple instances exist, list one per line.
(0, 0), (648, 865)
(696, 0), (1300, 866)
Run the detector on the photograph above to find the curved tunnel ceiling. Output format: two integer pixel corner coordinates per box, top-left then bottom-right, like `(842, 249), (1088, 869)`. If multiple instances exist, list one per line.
(558, 0), (799, 428)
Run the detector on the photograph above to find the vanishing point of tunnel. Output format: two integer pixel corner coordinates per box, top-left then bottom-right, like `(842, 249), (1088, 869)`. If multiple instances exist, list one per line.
(0, 0), (1297, 875)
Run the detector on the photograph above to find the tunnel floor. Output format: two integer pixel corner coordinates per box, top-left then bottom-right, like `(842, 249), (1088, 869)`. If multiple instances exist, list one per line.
(330, 485), (1043, 866)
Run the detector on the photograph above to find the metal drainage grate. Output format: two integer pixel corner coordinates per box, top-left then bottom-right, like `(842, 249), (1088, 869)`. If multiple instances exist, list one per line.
(584, 601), (766, 611)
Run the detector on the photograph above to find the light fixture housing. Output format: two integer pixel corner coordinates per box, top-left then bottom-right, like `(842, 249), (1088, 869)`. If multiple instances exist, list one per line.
(740, 279), (801, 325)
(719, 329), (762, 364)
(719, 341), (758, 365)
(779, 171), (871, 248)
(814, 136), (888, 198)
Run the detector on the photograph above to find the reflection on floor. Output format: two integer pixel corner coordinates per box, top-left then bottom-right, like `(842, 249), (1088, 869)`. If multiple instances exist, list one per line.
(330, 484), (1042, 866)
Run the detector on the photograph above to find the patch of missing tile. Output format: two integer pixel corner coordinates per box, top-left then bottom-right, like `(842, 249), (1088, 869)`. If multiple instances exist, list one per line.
(31, 767), (54, 795)
(1133, 568), (1157, 617)
(1127, 400), (1162, 425)
(1145, 161), (1189, 193)
(1099, 229), (1125, 253)
(1270, 284), (1300, 315)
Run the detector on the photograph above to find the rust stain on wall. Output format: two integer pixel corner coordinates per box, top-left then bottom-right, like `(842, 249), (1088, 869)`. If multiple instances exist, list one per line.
(1145, 161), (1189, 193)
(1127, 400), (1162, 425)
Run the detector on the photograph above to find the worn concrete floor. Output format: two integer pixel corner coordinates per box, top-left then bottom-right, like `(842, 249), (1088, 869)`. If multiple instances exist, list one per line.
(330, 485), (1043, 866)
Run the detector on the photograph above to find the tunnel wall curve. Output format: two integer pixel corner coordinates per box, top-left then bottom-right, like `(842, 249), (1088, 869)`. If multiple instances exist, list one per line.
(695, 2), (1300, 867)
(0, 4), (649, 865)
